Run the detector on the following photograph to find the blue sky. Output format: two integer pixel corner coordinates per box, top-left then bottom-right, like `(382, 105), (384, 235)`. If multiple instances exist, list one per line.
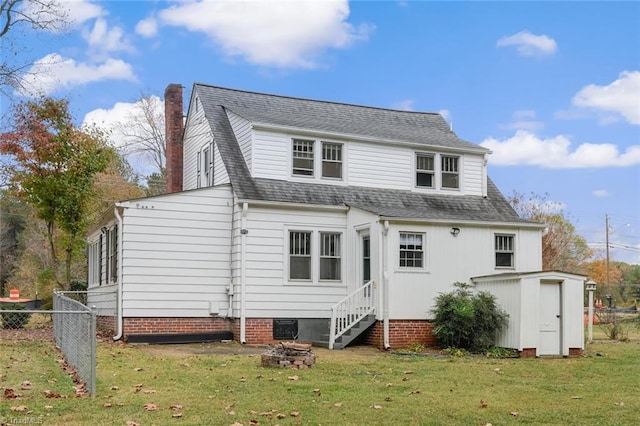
(2, 0), (639, 264)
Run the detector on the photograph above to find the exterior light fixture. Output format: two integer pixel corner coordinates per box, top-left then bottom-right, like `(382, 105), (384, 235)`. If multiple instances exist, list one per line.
(450, 227), (461, 237)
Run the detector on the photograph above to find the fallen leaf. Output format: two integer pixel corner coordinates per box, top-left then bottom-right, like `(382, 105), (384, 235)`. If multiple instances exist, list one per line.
(172, 413), (183, 418)
(288, 375), (299, 381)
(20, 381), (32, 390)
(312, 388), (320, 393)
(249, 419), (259, 425)
(103, 403), (113, 408)
(404, 370), (414, 375)
(480, 400), (488, 408)
(230, 423), (243, 426)
(384, 396), (392, 402)
(615, 402), (625, 407)
(227, 411), (236, 416)
(143, 389), (157, 394)
(44, 406), (53, 410)
(372, 404), (383, 409)
(4, 388), (20, 399)
(126, 421), (140, 426)
(11, 406), (28, 412)
(171, 404), (183, 410)
(134, 367), (143, 372)
(111, 386), (120, 390)
(571, 396), (583, 400)
(409, 390), (421, 394)
(239, 378), (247, 382)
(47, 378), (57, 384)
(385, 383), (393, 387)
(276, 413), (286, 419)
(144, 403), (157, 411)
(290, 411), (300, 417)
(402, 377), (409, 382)
(44, 390), (63, 399)
(334, 402), (342, 407)
(510, 411), (519, 417)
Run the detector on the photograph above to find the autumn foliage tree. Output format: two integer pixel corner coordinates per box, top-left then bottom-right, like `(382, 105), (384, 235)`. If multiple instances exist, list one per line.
(508, 191), (593, 274)
(0, 97), (112, 289)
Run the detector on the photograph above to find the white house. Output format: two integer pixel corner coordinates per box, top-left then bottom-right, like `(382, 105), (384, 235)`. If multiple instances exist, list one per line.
(87, 83), (586, 355)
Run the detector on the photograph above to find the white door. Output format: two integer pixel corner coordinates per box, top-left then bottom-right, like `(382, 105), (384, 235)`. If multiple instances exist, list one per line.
(539, 282), (562, 355)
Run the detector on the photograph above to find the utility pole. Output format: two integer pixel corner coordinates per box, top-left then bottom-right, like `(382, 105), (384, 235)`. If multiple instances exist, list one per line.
(605, 214), (610, 287)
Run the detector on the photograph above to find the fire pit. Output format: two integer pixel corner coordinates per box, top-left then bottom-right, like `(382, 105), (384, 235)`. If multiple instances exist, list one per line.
(261, 342), (316, 369)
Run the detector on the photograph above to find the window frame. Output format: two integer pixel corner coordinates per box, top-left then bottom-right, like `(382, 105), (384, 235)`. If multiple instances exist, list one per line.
(416, 153), (435, 188)
(441, 155), (460, 189)
(495, 234), (515, 269)
(109, 224), (118, 283)
(321, 142), (343, 180)
(289, 230), (312, 281)
(319, 232), (341, 281)
(399, 232), (425, 269)
(292, 139), (315, 177)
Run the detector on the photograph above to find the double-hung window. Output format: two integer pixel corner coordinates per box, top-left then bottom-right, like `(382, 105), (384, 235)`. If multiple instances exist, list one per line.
(203, 146), (212, 186)
(495, 234), (514, 268)
(441, 155), (459, 189)
(416, 153), (435, 188)
(322, 143), (342, 179)
(399, 232), (424, 268)
(289, 231), (312, 280)
(319, 232), (341, 280)
(292, 139), (314, 176)
(108, 225), (118, 282)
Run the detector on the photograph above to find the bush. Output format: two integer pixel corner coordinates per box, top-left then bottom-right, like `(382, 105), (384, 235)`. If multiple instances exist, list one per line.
(0, 303), (32, 329)
(431, 282), (508, 352)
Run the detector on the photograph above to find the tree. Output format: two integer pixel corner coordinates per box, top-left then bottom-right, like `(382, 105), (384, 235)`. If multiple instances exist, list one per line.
(113, 93), (167, 189)
(0, 0), (68, 92)
(0, 97), (111, 289)
(508, 191), (593, 274)
(0, 189), (28, 295)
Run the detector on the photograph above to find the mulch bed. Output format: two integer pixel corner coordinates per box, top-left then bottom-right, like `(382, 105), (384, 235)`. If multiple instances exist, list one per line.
(0, 326), (53, 342)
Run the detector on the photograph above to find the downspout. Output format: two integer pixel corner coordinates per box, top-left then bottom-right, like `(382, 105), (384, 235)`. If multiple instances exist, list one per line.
(113, 204), (124, 341)
(227, 200), (236, 318)
(382, 220), (390, 350)
(240, 202), (248, 343)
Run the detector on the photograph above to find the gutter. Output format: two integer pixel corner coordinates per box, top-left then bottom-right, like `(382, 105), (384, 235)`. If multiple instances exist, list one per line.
(113, 203), (125, 341)
(382, 220), (390, 350)
(240, 202), (248, 343)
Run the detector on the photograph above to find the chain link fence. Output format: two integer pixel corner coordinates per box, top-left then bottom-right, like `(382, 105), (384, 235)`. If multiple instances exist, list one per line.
(0, 291), (99, 396)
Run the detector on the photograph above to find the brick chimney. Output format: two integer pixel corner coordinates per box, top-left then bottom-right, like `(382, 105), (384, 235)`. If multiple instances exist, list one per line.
(165, 84), (184, 193)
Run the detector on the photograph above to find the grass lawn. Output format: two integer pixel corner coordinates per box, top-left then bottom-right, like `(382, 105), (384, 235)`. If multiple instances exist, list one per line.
(1, 329), (639, 426)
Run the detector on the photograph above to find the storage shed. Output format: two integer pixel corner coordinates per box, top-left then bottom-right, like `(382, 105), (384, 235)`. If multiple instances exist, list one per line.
(472, 271), (586, 357)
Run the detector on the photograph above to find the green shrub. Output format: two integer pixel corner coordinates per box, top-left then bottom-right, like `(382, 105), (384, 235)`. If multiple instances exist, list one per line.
(431, 282), (508, 352)
(0, 303), (32, 329)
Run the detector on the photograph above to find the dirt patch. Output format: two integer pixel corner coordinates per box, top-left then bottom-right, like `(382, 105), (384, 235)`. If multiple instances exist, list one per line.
(0, 326), (53, 342)
(135, 341), (271, 356)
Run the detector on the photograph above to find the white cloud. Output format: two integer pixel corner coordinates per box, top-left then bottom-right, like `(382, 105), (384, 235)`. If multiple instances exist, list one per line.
(496, 30), (557, 56)
(82, 18), (134, 58)
(500, 109), (544, 131)
(136, 16), (158, 38)
(64, 0), (105, 26)
(572, 71), (640, 125)
(392, 100), (414, 111)
(17, 0), (104, 33)
(481, 130), (640, 168)
(593, 189), (610, 198)
(157, 0), (374, 68)
(18, 53), (137, 96)
(83, 97), (163, 176)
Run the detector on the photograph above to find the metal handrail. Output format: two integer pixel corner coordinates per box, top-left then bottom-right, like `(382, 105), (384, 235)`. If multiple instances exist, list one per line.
(329, 280), (375, 349)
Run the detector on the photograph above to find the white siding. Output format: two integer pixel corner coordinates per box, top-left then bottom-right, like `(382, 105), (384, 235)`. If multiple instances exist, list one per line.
(386, 224), (543, 319)
(237, 205), (349, 318)
(349, 141), (411, 190)
(120, 186), (233, 317)
(471, 278), (522, 349)
(183, 96), (212, 191)
(213, 142), (230, 185)
(252, 130), (289, 180)
(227, 110), (253, 172)
(462, 154), (484, 196)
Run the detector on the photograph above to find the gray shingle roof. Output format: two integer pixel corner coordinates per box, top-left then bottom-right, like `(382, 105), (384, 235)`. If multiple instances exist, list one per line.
(194, 83), (487, 152)
(194, 83), (531, 224)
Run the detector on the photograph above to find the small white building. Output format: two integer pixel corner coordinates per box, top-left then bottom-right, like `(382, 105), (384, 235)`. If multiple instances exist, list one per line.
(473, 271), (586, 356)
(86, 83), (586, 355)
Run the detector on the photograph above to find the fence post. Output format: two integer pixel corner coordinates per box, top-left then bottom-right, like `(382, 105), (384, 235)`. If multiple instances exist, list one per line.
(90, 305), (97, 397)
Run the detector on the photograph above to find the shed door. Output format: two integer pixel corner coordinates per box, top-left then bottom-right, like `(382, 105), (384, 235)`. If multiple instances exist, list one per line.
(539, 282), (562, 355)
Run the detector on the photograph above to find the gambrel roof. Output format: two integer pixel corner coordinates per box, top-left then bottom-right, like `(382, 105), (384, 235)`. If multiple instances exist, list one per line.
(193, 83), (532, 225)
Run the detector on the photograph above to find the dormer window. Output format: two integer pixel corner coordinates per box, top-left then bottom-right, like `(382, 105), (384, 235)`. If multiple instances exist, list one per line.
(322, 142), (342, 179)
(441, 155), (459, 189)
(292, 139), (314, 176)
(416, 153), (435, 188)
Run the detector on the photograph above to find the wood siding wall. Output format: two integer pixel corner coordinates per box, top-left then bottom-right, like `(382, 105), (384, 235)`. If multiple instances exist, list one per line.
(120, 186), (234, 317)
(182, 96), (212, 191)
(227, 110), (253, 172)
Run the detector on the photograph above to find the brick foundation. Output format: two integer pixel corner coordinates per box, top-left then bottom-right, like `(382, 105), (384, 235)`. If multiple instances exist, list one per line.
(97, 316), (116, 336)
(123, 317), (232, 336)
(363, 320), (437, 350)
(519, 348), (537, 357)
(569, 348), (582, 356)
